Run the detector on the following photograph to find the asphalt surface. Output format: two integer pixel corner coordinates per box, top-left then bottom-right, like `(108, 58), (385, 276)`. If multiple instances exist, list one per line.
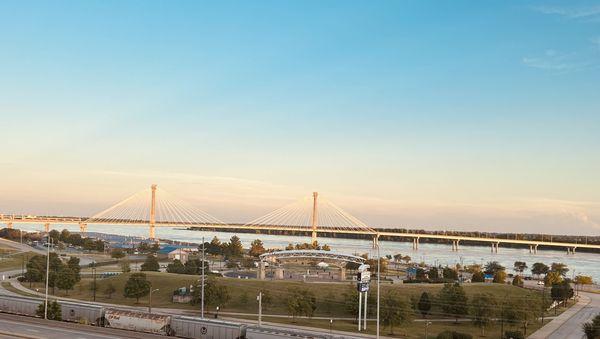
(0, 312), (168, 339)
(547, 291), (600, 339)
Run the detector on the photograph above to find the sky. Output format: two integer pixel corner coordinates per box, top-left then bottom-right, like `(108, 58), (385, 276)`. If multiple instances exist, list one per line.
(1, 1), (599, 235)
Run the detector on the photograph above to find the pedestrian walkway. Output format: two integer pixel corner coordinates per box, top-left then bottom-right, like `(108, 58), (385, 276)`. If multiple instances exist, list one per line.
(528, 295), (591, 339)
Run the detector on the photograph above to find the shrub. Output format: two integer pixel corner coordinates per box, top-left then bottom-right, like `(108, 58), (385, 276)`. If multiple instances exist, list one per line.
(504, 330), (524, 339)
(436, 331), (473, 339)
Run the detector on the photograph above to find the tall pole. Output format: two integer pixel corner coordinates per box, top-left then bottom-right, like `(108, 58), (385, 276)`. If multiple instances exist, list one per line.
(44, 237), (51, 320)
(257, 291), (262, 327)
(358, 290), (362, 331)
(364, 291), (368, 330)
(376, 235), (380, 339)
(150, 184), (157, 241)
(201, 236), (205, 318)
(92, 264), (97, 302)
(311, 192), (318, 246)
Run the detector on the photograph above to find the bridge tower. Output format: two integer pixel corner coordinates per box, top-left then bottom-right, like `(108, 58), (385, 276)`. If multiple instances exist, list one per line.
(149, 184), (157, 241)
(311, 192), (318, 245)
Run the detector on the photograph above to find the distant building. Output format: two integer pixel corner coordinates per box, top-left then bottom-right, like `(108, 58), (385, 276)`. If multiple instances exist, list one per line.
(484, 273), (494, 283)
(167, 248), (198, 264)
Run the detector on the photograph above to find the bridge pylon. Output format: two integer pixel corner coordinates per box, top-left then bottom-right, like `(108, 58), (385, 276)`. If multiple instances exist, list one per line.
(149, 184), (157, 241)
(311, 192), (318, 245)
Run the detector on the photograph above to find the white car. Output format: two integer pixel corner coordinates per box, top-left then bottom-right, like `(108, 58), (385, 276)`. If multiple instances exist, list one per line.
(537, 280), (545, 286)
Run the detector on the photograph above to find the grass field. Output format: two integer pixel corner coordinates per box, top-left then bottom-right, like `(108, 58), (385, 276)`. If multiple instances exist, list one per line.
(0, 251), (37, 272)
(20, 271), (565, 338)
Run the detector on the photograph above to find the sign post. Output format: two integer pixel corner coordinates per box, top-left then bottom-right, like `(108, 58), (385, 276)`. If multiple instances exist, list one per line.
(357, 264), (371, 331)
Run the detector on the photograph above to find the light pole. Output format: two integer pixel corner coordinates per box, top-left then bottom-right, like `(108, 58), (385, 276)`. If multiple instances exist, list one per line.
(44, 236), (53, 320)
(215, 306), (220, 319)
(91, 261), (97, 302)
(201, 236), (205, 318)
(257, 291), (262, 327)
(329, 319), (333, 336)
(376, 235), (380, 339)
(149, 288), (159, 313)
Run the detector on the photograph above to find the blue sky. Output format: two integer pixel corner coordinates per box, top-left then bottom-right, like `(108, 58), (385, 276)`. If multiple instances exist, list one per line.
(1, 1), (599, 234)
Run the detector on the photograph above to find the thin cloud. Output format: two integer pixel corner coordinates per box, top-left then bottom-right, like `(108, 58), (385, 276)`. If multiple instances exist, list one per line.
(535, 5), (600, 21)
(522, 49), (593, 73)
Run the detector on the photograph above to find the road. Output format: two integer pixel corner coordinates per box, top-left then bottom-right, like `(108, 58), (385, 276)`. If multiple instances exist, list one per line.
(0, 312), (166, 339)
(546, 291), (600, 339)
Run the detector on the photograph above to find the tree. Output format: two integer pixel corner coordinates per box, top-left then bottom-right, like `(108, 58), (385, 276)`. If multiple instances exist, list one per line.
(285, 288), (317, 321)
(493, 271), (507, 284)
(56, 266), (77, 295)
(191, 278), (230, 307)
(574, 275), (593, 286)
(381, 291), (412, 335)
(224, 235), (243, 258)
(206, 236), (222, 255)
(140, 255), (160, 272)
(184, 258), (209, 275)
(551, 262), (569, 277)
(342, 286), (376, 320)
(67, 256), (81, 282)
(105, 283), (116, 298)
(248, 239), (266, 257)
(111, 248), (126, 260)
(472, 271), (485, 283)
(437, 283), (469, 323)
(166, 259), (186, 274)
(417, 292), (431, 318)
(37, 301), (61, 320)
(513, 261), (527, 275)
(123, 273), (151, 303)
(470, 293), (496, 336)
(545, 271), (563, 286)
(531, 262), (549, 278)
(48, 229), (60, 243)
(120, 259), (131, 273)
(443, 267), (458, 280)
(582, 313), (600, 339)
(502, 297), (539, 336)
(512, 275), (524, 287)
(59, 229), (71, 242)
(551, 280), (574, 307)
(484, 261), (505, 275)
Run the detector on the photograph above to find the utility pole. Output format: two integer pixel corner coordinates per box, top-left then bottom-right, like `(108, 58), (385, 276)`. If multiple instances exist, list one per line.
(149, 288), (159, 313)
(257, 291), (262, 326)
(376, 235), (380, 339)
(311, 192), (318, 246)
(149, 184), (157, 241)
(92, 261), (97, 302)
(201, 236), (205, 318)
(358, 284), (362, 331)
(363, 291), (367, 330)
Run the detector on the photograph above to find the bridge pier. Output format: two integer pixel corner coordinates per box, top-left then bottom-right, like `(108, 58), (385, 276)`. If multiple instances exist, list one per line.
(6, 222), (12, 229)
(491, 242), (499, 253)
(567, 247), (577, 255)
(412, 238), (420, 250)
(44, 223), (50, 233)
(79, 223), (87, 235)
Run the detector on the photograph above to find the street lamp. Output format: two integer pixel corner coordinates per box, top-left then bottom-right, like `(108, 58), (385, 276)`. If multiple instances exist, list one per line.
(329, 319), (333, 335)
(44, 236), (53, 320)
(148, 288), (159, 313)
(215, 306), (220, 319)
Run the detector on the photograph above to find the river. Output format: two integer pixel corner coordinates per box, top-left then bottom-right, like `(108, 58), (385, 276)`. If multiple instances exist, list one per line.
(10, 223), (600, 282)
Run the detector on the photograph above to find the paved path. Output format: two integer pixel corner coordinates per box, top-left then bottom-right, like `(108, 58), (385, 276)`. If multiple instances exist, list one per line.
(529, 291), (600, 339)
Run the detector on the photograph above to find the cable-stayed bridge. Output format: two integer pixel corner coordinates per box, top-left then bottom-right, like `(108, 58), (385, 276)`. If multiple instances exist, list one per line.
(1, 185), (599, 254)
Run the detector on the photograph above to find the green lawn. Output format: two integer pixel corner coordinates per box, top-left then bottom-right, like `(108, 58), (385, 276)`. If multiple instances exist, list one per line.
(0, 251), (37, 272)
(20, 271), (565, 338)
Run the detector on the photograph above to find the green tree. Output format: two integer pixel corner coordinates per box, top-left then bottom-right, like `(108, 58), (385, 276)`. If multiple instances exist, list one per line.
(191, 278), (231, 307)
(513, 261), (528, 275)
(285, 288), (317, 321)
(551, 280), (574, 307)
(443, 267), (458, 280)
(36, 301), (61, 320)
(381, 291), (413, 335)
(224, 235), (243, 258)
(166, 259), (186, 274)
(123, 273), (151, 303)
(59, 229), (71, 242)
(67, 256), (81, 282)
(140, 255), (160, 272)
(582, 313), (600, 339)
(120, 259), (131, 273)
(206, 236), (222, 255)
(484, 261), (505, 275)
(111, 248), (126, 260)
(56, 266), (77, 295)
(417, 292), (432, 318)
(531, 262), (549, 277)
(502, 297), (539, 336)
(248, 239), (266, 257)
(184, 258), (209, 275)
(437, 283), (469, 323)
(470, 293), (497, 336)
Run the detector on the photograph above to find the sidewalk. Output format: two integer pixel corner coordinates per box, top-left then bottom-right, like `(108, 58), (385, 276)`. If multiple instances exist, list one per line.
(528, 295), (591, 339)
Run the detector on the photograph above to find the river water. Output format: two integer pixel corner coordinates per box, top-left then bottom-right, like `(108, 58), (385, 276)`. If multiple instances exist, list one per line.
(10, 223), (600, 282)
